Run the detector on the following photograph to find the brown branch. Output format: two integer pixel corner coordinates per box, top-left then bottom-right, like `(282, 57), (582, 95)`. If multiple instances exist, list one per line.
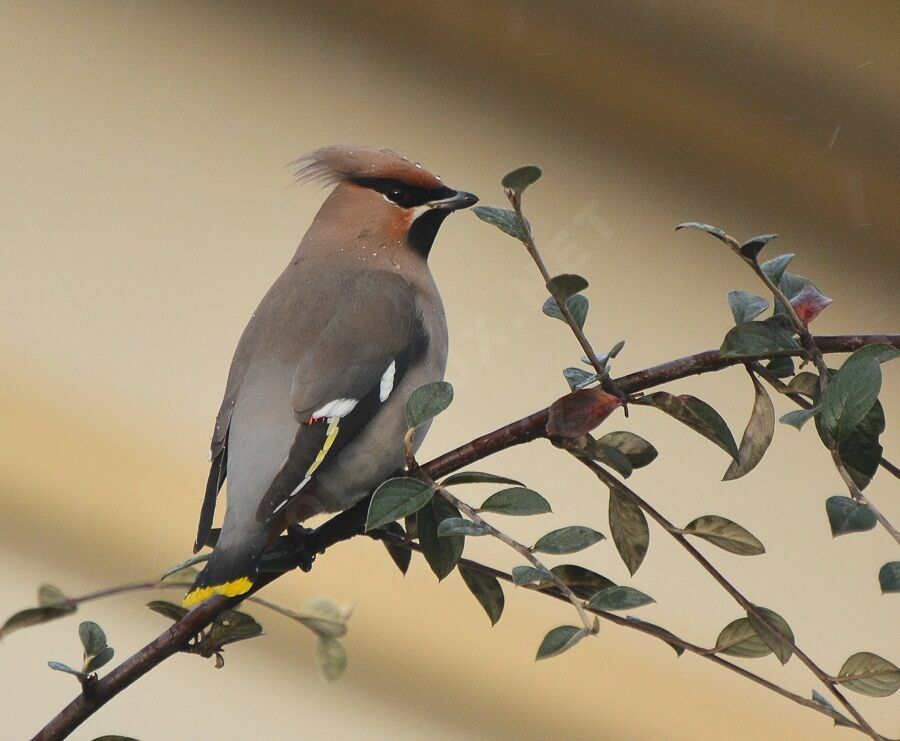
(34, 333), (898, 740)
(576, 457), (884, 741)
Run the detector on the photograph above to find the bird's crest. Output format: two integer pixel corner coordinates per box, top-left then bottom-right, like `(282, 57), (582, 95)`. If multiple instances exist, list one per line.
(293, 145), (443, 191)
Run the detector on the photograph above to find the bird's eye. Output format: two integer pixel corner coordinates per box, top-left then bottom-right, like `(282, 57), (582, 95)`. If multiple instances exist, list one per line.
(386, 188), (409, 206)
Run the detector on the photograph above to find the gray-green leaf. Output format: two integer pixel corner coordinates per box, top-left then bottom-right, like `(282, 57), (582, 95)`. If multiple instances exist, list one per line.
(720, 320), (800, 358)
(479, 487), (551, 516)
(315, 637), (348, 682)
(547, 273), (589, 302)
(437, 517), (489, 537)
(588, 586), (655, 611)
(675, 222), (732, 246)
(502, 165), (542, 195)
(406, 381), (454, 429)
(819, 349), (885, 442)
(747, 607), (794, 665)
(535, 625), (589, 660)
(440, 471), (524, 487)
(598, 431), (658, 469)
(760, 253), (795, 287)
(727, 290), (769, 325)
(147, 600), (189, 622)
(825, 496), (877, 537)
(836, 652), (900, 697)
(417, 497), (464, 580)
(83, 645), (114, 674)
(459, 565), (504, 626)
(512, 565), (551, 586)
(366, 477), (434, 531)
(683, 515), (765, 556)
(546, 565), (616, 599)
(715, 617), (772, 659)
(723, 372), (775, 481)
(473, 205), (528, 241)
(608, 488), (650, 575)
(533, 526), (605, 555)
(1, 605), (76, 640)
(635, 392), (739, 462)
(780, 406), (819, 430)
(879, 562), (900, 594)
(542, 294), (589, 329)
(79, 621), (107, 659)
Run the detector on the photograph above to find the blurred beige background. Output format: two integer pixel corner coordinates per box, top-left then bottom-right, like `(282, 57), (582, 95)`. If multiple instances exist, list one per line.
(2, 1), (898, 739)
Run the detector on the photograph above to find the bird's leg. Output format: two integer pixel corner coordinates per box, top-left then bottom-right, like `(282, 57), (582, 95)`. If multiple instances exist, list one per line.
(285, 524), (318, 572)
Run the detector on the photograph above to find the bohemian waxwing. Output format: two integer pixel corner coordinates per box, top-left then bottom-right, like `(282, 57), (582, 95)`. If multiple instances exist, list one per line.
(184, 146), (477, 607)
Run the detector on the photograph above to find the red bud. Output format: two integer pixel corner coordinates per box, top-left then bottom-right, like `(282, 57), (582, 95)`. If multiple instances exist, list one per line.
(790, 284), (833, 325)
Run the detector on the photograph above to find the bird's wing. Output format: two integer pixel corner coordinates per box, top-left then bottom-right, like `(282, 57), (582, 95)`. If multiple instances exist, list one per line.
(258, 271), (429, 524)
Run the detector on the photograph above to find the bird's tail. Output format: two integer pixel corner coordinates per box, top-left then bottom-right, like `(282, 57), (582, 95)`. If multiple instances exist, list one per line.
(183, 536), (262, 608)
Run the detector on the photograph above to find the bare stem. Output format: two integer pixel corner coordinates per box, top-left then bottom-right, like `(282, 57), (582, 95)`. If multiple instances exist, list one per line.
(576, 457), (883, 740)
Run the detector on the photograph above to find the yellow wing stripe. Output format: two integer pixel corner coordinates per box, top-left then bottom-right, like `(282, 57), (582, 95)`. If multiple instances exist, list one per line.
(182, 576), (254, 608)
(304, 418), (340, 477)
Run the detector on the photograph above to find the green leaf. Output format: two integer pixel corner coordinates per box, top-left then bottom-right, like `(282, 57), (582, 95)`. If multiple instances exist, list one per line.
(502, 165), (542, 194)
(723, 372), (775, 480)
(682, 515), (765, 555)
(79, 621), (107, 659)
(1, 605), (76, 640)
(473, 205), (528, 241)
(437, 517), (489, 537)
(479, 487), (551, 516)
(202, 609), (263, 651)
(747, 607), (794, 665)
(765, 355), (795, 378)
(839, 400), (885, 491)
(378, 522), (411, 575)
(588, 442), (633, 478)
(48, 661), (83, 677)
(315, 637), (347, 682)
(727, 290), (769, 325)
(83, 645), (114, 674)
(405, 381), (454, 429)
(780, 406), (819, 430)
(533, 526), (605, 555)
(542, 294), (589, 329)
(535, 625), (589, 660)
(295, 596), (350, 639)
(546, 273), (589, 301)
(878, 562), (900, 594)
(458, 565), (504, 626)
(588, 586), (655, 611)
(159, 552), (211, 580)
(675, 222), (732, 246)
(546, 565), (616, 600)
(38, 584), (68, 607)
(512, 565), (551, 586)
(147, 600), (189, 622)
(635, 392), (739, 462)
(760, 253), (795, 287)
(720, 320), (800, 358)
(739, 233), (777, 259)
(417, 497), (464, 580)
(845, 343), (900, 365)
(597, 431), (658, 469)
(440, 471), (523, 488)
(563, 366), (597, 391)
(825, 496), (877, 537)
(819, 357), (882, 443)
(836, 652), (900, 697)
(715, 617), (772, 659)
(608, 489), (650, 575)
(366, 477), (434, 531)
(785, 371), (821, 398)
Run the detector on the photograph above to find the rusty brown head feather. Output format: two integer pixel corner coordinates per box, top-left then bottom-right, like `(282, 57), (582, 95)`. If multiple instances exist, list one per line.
(294, 145), (444, 191)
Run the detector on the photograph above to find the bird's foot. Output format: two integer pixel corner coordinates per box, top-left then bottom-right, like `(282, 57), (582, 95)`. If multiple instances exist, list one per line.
(286, 524), (318, 572)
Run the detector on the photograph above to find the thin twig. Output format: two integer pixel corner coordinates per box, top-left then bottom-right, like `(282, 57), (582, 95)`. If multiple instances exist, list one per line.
(576, 457), (883, 741)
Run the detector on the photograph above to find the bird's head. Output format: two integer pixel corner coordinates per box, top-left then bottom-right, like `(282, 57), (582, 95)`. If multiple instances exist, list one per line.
(294, 146), (477, 258)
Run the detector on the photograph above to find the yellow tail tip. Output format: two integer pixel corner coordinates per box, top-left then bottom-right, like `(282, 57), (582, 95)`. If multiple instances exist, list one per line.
(182, 576), (254, 608)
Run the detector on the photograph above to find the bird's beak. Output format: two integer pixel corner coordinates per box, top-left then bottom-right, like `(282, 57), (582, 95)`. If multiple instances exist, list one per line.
(427, 190), (479, 211)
